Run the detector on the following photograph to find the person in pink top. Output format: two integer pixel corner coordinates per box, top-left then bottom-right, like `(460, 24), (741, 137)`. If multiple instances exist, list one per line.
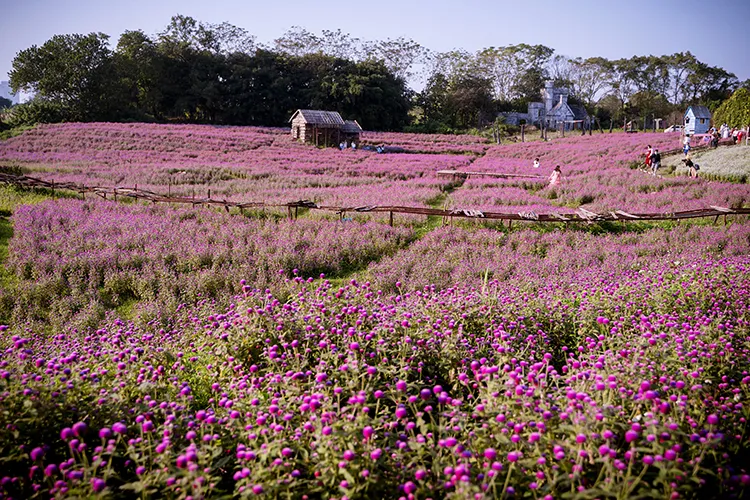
(549, 165), (562, 187)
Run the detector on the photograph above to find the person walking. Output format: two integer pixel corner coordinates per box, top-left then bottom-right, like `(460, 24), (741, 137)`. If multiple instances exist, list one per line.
(533, 158), (540, 169)
(650, 149), (661, 175)
(683, 134), (691, 156)
(645, 145), (653, 169)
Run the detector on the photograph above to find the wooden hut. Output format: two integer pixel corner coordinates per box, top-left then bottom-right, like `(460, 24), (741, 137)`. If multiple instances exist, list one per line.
(684, 105), (711, 135)
(341, 120), (362, 143)
(290, 109), (346, 146)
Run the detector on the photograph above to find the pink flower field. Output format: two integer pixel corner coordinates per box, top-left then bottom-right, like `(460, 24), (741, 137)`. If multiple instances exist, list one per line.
(2, 123), (747, 214)
(0, 122), (749, 499)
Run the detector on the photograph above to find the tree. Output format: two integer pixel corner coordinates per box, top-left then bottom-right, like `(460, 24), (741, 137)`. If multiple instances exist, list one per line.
(597, 93), (627, 127)
(0, 97), (12, 110)
(9, 32), (123, 121)
(362, 37), (427, 81)
(662, 52), (697, 105)
(444, 75), (495, 129)
(629, 91), (671, 129)
(115, 30), (164, 119)
(416, 72), (450, 125)
(684, 62), (737, 106)
(713, 88), (750, 128)
(473, 44), (553, 103)
(156, 15), (254, 56)
(273, 26), (324, 57)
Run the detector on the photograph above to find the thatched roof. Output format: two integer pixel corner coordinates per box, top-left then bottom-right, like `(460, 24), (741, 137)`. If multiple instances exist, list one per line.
(290, 109), (345, 126)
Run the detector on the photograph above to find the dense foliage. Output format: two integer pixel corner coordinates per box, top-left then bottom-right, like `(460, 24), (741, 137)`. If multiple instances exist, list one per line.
(1, 250), (749, 498)
(8, 19), (411, 130)
(4, 16), (743, 132)
(714, 89), (750, 129)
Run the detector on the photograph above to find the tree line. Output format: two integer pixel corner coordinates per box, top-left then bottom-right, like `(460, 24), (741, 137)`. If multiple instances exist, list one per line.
(3, 15), (748, 132)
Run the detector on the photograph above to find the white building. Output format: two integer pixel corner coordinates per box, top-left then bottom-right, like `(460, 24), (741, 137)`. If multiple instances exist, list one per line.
(0, 81), (21, 105)
(501, 82), (590, 131)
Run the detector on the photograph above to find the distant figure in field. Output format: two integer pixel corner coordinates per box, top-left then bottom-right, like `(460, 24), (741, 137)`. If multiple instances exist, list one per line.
(351, 141), (357, 150)
(711, 130), (720, 148)
(682, 157), (699, 178)
(683, 135), (691, 156)
(533, 157), (540, 169)
(549, 165), (562, 187)
(650, 149), (661, 176)
(645, 145), (653, 169)
(339, 141), (346, 151)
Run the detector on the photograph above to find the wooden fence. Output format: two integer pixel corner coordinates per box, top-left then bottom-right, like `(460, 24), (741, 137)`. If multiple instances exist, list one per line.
(1, 172), (748, 226)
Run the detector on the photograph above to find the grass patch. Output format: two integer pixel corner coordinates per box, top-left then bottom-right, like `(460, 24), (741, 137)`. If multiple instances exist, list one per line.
(0, 124), (36, 141)
(0, 217), (17, 324)
(114, 297), (140, 321)
(0, 185), (79, 215)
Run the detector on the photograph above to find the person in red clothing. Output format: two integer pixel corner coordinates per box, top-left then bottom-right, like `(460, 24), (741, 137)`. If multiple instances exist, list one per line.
(644, 145), (653, 169)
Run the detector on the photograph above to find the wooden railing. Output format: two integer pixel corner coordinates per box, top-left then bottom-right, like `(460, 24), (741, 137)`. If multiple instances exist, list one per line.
(1, 172), (747, 225)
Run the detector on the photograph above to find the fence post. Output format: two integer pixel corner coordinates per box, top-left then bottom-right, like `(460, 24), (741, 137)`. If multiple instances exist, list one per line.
(389, 211), (393, 227)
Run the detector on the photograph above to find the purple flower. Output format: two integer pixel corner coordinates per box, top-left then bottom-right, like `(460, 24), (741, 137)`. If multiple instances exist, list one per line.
(72, 422), (88, 437)
(362, 426), (374, 440)
(625, 430), (639, 443)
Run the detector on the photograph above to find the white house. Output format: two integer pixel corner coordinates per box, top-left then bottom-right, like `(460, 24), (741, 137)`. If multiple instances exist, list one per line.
(500, 82), (590, 131)
(684, 105), (711, 135)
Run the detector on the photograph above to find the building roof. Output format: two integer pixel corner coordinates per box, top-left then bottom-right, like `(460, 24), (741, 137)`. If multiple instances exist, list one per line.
(568, 104), (589, 121)
(548, 100), (568, 117)
(341, 120), (363, 133)
(686, 105), (711, 119)
(290, 109), (345, 126)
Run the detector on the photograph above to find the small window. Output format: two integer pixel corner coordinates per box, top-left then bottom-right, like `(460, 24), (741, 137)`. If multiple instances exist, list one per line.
(700, 118), (705, 124)
(685, 117), (690, 123)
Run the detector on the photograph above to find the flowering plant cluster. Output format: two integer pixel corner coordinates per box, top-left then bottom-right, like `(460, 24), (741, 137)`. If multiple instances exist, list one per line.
(5, 199), (414, 328)
(0, 252), (748, 498)
(1, 123), (749, 499)
(449, 133), (749, 214)
(0, 123), (471, 208)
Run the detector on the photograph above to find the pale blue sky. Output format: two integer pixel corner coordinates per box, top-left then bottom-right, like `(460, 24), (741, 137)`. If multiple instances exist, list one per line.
(1, 0), (749, 87)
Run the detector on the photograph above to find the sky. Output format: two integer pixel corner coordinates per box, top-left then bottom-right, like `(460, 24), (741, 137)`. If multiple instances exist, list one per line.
(1, 0), (749, 90)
